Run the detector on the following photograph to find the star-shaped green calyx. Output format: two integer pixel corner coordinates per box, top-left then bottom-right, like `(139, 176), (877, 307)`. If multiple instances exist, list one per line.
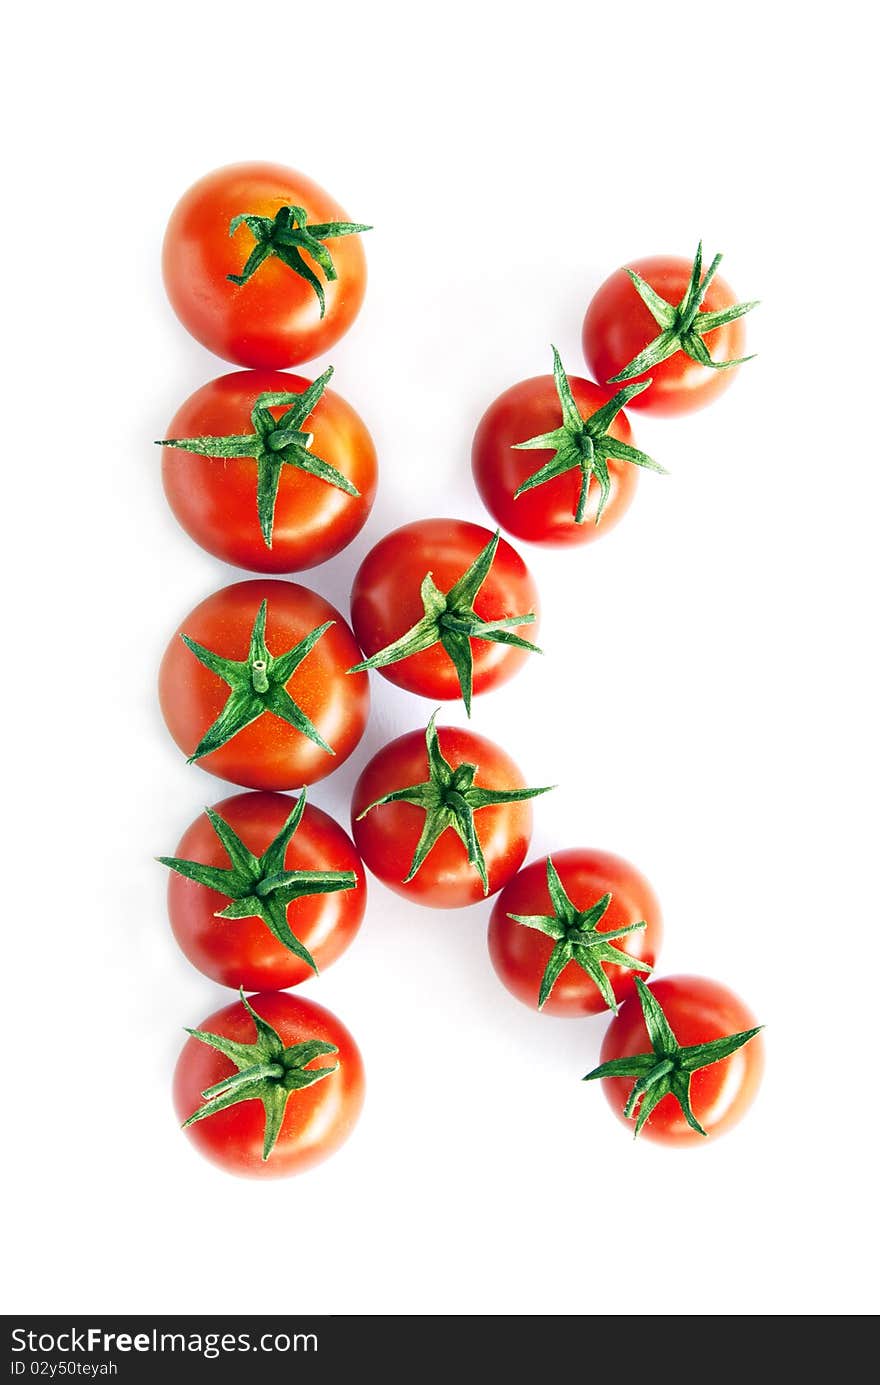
(348, 530), (540, 716)
(158, 789), (356, 974)
(508, 857), (652, 1011)
(227, 204), (371, 316)
(357, 711), (553, 893)
(583, 978), (764, 1139)
(513, 347), (666, 524)
(183, 989), (339, 1162)
(608, 242), (759, 384)
(180, 599), (336, 765)
(157, 368), (359, 550)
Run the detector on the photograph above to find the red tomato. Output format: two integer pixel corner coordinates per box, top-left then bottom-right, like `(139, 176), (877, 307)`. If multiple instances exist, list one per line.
(351, 721), (544, 907)
(596, 975), (764, 1144)
(488, 849), (662, 1015)
(161, 369), (377, 573)
(582, 251), (752, 416)
(174, 990), (364, 1178)
(162, 162), (368, 368)
(472, 375), (643, 545)
(350, 519), (540, 708)
(158, 579), (369, 790)
(164, 790), (367, 991)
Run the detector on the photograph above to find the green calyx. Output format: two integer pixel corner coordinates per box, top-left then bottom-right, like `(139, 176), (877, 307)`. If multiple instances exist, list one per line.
(227, 204), (371, 316)
(583, 978), (763, 1138)
(348, 530), (540, 716)
(608, 242), (758, 384)
(357, 710), (553, 893)
(157, 368), (358, 550)
(513, 347), (665, 523)
(158, 789), (356, 975)
(183, 989), (338, 1161)
(180, 599), (336, 764)
(508, 857), (651, 1011)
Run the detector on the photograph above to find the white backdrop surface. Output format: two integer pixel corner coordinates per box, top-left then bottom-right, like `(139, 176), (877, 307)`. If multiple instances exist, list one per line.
(3, 0), (876, 1316)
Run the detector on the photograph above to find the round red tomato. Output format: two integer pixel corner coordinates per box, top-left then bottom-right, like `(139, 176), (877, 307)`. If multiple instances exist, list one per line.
(488, 849), (662, 1015)
(582, 250), (753, 416)
(162, 162), (368, 368)
(472, 375), (643, 545)
(350, 519), (540, 710)
(351, 720), (546, 907)
(160, 369), (377, 573)
(159, 579), (369, 790)
(174, 990), (364, 1178)
(596, 975), (764, 1144)
(164, 790), (367, 991)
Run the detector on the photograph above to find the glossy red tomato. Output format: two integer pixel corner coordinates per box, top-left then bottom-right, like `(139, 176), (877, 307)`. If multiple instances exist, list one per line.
(161, 370), (377, 573)
(165, 791), (367, 991)
(162, 162), (368, 368)
(597, 975), (764, 1144)
(351, 723), (540, 907)
(158, 579), (369, 790)
(472, 376), (641, 545)
(350, 519), (539, 705)
(488, 849), (662, 1015)
(583, 254), (749, 416)
(174, 990), (364, 1178)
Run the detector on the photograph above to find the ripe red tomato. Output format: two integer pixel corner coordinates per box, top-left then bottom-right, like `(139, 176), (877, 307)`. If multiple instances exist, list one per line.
(162, 790), (367, 991)
(488, 849), (662, 1015)
(174, 990), (364, 1178)
(349, 519), (540, 712)
(158, 579), (369, 790)
(593, 975), (764, 1144)
(351, 717), (549, 907)
(162, 162), (368, 368)
(160, 369), (377, 573)
(582, 247), (755, 416)
(472, 371), (651, 546)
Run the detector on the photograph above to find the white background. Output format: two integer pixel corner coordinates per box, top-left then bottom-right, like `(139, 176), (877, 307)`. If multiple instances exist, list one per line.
(4, 0), (877, 1317)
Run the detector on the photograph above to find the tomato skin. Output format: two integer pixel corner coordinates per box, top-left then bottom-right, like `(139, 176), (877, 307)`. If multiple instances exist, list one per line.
(582, 256), (747, 416)
(173, 991), (365, 1178)
(162, 370), (377, 573)
(350, 519), (539, 702)
(472, 376), (640, 546)
(162, 162), (367, 368)
(487, 849), (662, 1016)
(167, 791), (367, 991)
(158, 579), (369, 790)
(351, 725), (536, 907)
(599, 976), (764, 1144)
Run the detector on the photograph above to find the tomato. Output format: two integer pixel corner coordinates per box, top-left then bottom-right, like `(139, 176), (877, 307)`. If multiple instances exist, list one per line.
(582, 244), (757, 416)
(174, 990), (364, 1178)
(158, 579), (369, 790)
(588, 976), (764, 1144)
(472, 347), (663, 546)
(488, 849), (662, 1015)
(349, 519), (540, 714)
(160, 368), (377, 573)
(161, 789), (367, 991)
(351, 713), (552, 907)
(162, 162), (368, 368)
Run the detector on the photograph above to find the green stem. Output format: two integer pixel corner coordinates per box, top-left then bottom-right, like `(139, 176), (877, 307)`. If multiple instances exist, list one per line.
(624, 1059), (675, 1118)
(607, 244), (758, 383)
(202, 1062), (284, 1101)
(266, 429), (313, 452)
(226, 205), (371, 311)
(251, 660), (270, 694)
